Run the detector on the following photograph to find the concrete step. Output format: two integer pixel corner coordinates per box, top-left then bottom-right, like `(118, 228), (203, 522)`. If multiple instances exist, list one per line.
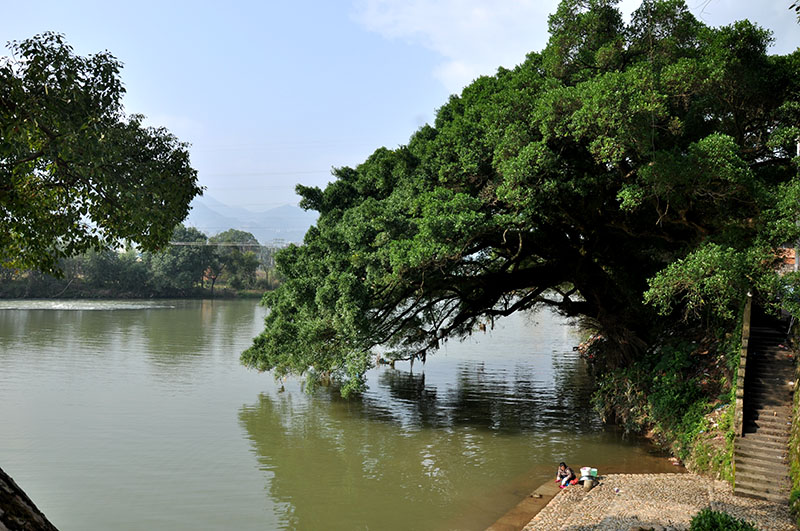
(745, 388), (793, 398)
(746, 413), (793, 425)
(736, 470), (790, 488)
(743, 423), (791, 438)
(736, 458), (790, 476)
(748, 403), (793, 414)
(748, 345), (787, 351)
(744, 416), (793, 429)
(745, 382), (793, 391)
(733, 452), (789, 470)
(744, 405), (793, 416)
(734, 484), (790, 504)
(736, 435), (788, 452)
(746, 366), (795, 375)
(745, 402), (793, 413)
(749, 326), (787, 335)
(748, 356), (793, 362)
(748, 365), (794, 371)
(747, 365), (795, 373)
(745, 385), (793, 394)
(738, 433), (790, 450)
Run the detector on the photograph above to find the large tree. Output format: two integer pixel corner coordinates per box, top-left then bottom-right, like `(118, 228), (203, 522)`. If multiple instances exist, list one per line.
(0, 32), (202, 273)
(243, 0), (800, 395)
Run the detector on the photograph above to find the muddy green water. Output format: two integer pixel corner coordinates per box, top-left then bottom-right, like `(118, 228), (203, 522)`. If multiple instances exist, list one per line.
(0, 299), (678, 530)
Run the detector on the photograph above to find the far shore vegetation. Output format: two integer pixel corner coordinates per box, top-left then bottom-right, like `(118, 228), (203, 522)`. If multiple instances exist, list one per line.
(0, 225), (281, 300)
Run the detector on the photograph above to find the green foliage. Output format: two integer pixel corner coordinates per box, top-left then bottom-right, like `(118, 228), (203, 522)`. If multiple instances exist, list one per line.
(0, 33), (202, 274)
(689, 404), (735, 482)
(147, 225), (210, 294)
(245, 0), (800, 394)
(0, 224), (281, 298)
(592, 329), (739, 466)
(689, 508), (757, 531)
(208, 229), (262, 291)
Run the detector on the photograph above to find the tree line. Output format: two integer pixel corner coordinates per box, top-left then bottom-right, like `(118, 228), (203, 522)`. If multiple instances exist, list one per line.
(0, 224), (281, 298)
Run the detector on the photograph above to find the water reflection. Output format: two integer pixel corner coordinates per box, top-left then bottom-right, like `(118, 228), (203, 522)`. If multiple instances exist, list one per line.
(0, 301), (674, 531)
(0, 299), (266, 380)
(238, 309), (615, 530)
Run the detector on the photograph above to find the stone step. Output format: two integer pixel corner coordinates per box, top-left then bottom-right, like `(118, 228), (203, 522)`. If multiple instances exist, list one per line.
(744, 405), (793, 416)
(745, 381), (793, 389)
(748, 342), (788, 348)
(747, 357), (795, 365)
(748, 344), (792, 350)
(745, 380), (794, 390)
(736, 469), (791, 488)
(748, 343), (790, 351)
(747, 363), (795, 371)
(749, 326), (787, 335)
(744, 400), (792, 417)
(743, 423), (791, 438)
(748, 341), (792, 348)
(749, 325), (788, 332)
(744, 416), (793, 429)
(735, 450), (788, 468)
(734, 483), (790, 504)
(746, 385), (793, 393)
(745, 406), (793, 416)
(736, 459), (790, 478)
(746, 365), (795, 375)
(745, 402), (793, 413)
(736, 435), (789, 452)
(747, 375), (794, 383)
(738, 432), (790, 448)
(745, 388), (793, 398)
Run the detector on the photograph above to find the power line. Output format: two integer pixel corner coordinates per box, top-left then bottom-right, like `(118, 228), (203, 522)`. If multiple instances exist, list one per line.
(168, 241), (290, 247)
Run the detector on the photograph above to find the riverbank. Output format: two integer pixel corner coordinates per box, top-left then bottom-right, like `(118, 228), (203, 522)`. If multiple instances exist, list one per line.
(519, 473), (794, 530)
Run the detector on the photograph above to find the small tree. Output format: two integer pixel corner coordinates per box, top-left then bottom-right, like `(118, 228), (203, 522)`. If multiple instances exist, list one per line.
(147, 225), (211, 295)
(209, 229), (260, 290)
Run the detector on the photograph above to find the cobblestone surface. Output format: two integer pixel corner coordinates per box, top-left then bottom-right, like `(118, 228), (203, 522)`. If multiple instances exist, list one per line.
(522, 473), (796, 531)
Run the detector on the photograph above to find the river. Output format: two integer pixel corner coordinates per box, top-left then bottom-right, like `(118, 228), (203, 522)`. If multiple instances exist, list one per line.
(0, 299), (677, 530)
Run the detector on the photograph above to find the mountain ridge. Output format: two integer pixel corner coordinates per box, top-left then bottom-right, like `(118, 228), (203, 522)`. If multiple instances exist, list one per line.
(185, 195), (317, 245)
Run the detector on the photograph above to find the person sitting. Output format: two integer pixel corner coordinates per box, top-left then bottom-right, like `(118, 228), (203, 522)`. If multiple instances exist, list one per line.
(555, 462), (576, 488)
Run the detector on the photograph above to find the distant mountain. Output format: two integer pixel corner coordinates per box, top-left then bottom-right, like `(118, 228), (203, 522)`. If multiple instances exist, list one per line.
(184, 196), (317, 245)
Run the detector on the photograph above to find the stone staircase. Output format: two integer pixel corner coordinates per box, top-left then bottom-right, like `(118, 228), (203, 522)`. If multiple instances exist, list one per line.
(734, 308), (795, 503)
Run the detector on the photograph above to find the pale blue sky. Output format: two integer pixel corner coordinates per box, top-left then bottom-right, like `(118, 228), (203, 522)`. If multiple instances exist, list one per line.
(3, 1), (798, 210)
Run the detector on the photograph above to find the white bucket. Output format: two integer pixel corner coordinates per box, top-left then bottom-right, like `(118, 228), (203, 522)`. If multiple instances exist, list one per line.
(580, 467), (591, 476)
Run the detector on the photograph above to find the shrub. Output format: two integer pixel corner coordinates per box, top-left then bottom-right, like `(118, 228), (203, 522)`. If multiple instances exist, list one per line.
(689, 508), (757, 530)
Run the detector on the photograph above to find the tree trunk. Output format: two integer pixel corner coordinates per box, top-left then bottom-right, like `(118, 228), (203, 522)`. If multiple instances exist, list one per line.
(0, 465), (59, 530)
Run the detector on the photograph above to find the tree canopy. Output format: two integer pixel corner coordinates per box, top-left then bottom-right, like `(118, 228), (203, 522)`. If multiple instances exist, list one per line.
(0, 32), (202, 273)
(243, 0), (800, 396)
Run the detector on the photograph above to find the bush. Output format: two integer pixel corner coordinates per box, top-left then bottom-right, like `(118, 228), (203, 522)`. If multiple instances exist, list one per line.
(689, 508), (757, 530)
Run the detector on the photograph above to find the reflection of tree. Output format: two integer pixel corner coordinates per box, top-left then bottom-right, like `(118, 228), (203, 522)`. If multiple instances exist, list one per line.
(143, 300), (260, 374)
(238, 342), (601, 530)
(239, 391), (460, 530)
(550, 351), (603, 429)
(369, 351), (601, 434)
(372, 370), (447, 429)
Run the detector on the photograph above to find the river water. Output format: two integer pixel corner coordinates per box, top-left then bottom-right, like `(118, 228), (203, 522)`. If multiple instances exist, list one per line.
(0, 299), (677, 530)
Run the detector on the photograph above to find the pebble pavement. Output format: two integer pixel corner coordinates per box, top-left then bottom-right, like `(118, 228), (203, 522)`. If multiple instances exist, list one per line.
(522, 473), (796, 531)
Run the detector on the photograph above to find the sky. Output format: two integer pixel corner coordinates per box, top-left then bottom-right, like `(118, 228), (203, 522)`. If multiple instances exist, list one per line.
(2, 0), (798, 211)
